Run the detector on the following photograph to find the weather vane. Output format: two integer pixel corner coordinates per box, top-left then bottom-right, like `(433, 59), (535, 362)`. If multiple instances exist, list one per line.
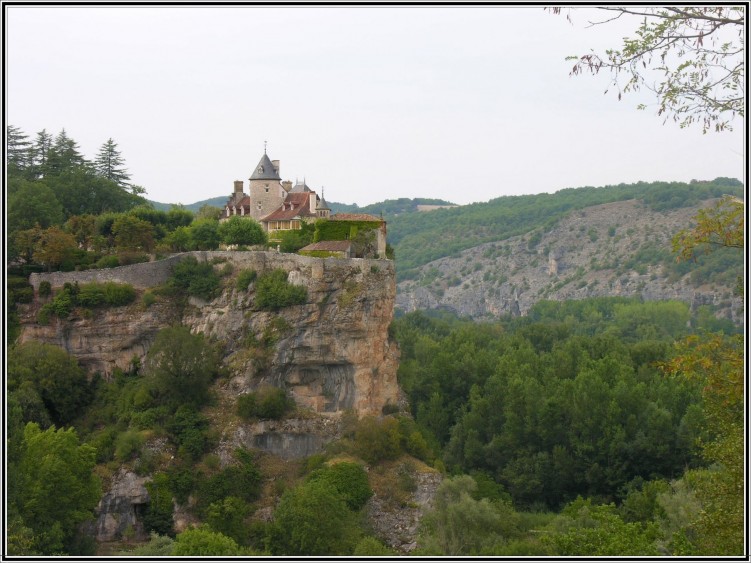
(264, 140), (267, 154)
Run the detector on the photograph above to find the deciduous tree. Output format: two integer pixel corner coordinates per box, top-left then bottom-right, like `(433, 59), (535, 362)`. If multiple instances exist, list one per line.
(552, 7), (744, 132)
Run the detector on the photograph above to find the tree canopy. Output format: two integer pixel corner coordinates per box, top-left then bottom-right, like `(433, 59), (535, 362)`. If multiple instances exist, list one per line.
(553, 7), (744, 132)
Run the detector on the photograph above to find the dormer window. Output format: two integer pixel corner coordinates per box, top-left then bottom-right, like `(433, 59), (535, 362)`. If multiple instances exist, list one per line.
(257, 166), (264, 174)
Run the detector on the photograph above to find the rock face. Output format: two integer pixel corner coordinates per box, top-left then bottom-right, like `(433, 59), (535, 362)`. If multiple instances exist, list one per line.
(88, 468), (151, 542)
(365, 469), (443, 552)
(397, 199), (744, 324)
(20, 252), (400, 417)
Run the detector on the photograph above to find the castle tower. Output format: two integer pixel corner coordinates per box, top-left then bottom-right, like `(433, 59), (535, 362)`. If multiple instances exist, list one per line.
(248, 152), (286, 221)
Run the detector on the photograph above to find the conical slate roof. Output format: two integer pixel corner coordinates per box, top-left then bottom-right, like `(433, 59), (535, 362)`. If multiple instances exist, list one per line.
(250, 153), (281, 180)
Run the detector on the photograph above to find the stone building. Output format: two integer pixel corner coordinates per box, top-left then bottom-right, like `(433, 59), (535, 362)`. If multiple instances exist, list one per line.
(221, 152), (330, 230)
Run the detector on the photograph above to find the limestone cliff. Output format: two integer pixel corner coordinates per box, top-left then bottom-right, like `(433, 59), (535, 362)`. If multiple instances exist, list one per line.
(20, 251), (400, 418)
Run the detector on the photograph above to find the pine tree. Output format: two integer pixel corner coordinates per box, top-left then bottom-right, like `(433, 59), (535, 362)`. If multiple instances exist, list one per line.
(94, 138), (131, 189)
(45, 129), (86, 175)
(30, 129), (53, 177)
(7, 125), (32, 175)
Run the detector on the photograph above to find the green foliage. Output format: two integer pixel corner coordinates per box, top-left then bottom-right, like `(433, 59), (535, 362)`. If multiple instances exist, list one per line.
(195, 449), (262, 515)
(143, 326), (221, 409)
(353, 536), (397, 555)
(217, 215), (267, 246)
(307, 462), (373, 511)
(38, 280), (52, 297)
(168, 256), (221, 300)
(10, 423), (101, 555)
(255, 268), (308, 310)
(279, 221), (315, 252)
(313, 218), (382, 243)
(205, 496), (250, 545)
(166, 405), (210, 460)
(189, 218), (221, 250)
(8, 342), (93, 427)
(235, 268), (257, 290)
(172, 526), (246, 556)
(388, 179), (743, 281)
(118, 532), (174, 556)
(544, 498), (660, 555)
(114, 430), (144, 461)
(236, 386), (294, 420)
(267, 479), (361, 555)
(418, 475), (520, 555)
(393, 302), (705, 511)
(353, 415), (402, 464)
(143, 472), (174, 537)
(76, 281), (137, 307)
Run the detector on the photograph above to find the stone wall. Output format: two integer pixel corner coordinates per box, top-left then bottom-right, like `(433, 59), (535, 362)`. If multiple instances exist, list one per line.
(28, 251), (392, 291)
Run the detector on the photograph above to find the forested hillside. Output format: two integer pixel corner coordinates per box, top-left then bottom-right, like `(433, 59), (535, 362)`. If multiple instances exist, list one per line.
(5, 125), (745, 557)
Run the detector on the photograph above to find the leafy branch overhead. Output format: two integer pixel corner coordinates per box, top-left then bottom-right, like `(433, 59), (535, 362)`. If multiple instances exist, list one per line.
(552, 7), (745, 133)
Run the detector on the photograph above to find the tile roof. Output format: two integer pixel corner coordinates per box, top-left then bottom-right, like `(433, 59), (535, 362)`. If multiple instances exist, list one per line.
(261, 192), (316, 222)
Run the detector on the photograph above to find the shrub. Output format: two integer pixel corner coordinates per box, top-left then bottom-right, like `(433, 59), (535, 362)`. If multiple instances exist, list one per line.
(38, 280), (52, 297)
(218, 216), (267, 246)
(115, 430), (145, 461)
(169, 256), (220, 301)
(237, 386), (294, 420)
(236, 268), (257, 291)
(94, 255), (120, 269)
(354, 416), (401, 464)
(142, 291), (156, 308)
(255, 269), (307, 311)
(307, 462), (373, 511)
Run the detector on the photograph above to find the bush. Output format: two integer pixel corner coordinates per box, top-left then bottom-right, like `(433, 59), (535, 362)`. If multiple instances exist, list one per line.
(255, 269), (307, 311)
(142, 291), (156, 308)
(236, 268), (257, 291)
(38, 280), (52, 297)
(94, 255), (120, 269)
(169, 256), (221, 301)
(218, 216), (267, 246)
(354, 416), (401, 464)
(237, 386), (294, 420)
(114, 430), (145, 461)
(307, 462), (373, 511)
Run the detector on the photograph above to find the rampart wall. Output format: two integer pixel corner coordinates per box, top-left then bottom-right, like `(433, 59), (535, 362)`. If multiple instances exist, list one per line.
(28, 251), (392, 291)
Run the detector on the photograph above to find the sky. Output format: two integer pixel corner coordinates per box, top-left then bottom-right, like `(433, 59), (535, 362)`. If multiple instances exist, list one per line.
(5, 5), (746, 207)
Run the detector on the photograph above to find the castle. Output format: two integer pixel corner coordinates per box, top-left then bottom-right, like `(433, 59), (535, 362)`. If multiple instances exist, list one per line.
(221, 151), (387, 258)
(221, 151), (331, 235)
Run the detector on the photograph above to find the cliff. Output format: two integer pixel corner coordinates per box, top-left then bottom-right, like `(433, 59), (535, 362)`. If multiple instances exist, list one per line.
(20, 251), (400, 418)
(396, 199), (744, 324)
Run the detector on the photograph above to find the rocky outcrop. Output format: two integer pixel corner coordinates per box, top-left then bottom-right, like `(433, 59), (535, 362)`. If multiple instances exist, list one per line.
(366, 468), (442, 552)
(18, 252), (400, 417)
(397, 199), (744, 324)
(89, 468), (151, 542)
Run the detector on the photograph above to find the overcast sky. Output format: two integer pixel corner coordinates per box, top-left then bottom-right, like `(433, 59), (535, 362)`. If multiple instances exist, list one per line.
(6, 5), (746, 207)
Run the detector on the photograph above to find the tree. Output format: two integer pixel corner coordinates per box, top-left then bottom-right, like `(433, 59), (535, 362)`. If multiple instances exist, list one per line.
(418, 475), (516, 555)
(143, 326), (221, 408)
(10, 423), (101, 555)
(172, 526), (246, 556)
(7, 177), (65, 233)
(46, 129), (87, 174)
(189, 218), (221, 250)
(7, 125), (32, 175)
(94, 138), (131, 189)
(111, 214), (155, 251)
(267, 479), (361, 555)
(8, 341), (93, 427)
(554, 7), (744, 132)
(30, 129), (53, 177)
(307, 462), (373, 511)
(32, 227), (79, 271)
(658, 186), (744, 554)
(217, 215), (268, 246)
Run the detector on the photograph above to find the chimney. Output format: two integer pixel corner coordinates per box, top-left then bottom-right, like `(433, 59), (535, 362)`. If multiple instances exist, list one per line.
(282, 180), (292, 192)
(233, 180), (243, 194)
(272, 160), (280, 175)
(310, 192), (317, 212)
